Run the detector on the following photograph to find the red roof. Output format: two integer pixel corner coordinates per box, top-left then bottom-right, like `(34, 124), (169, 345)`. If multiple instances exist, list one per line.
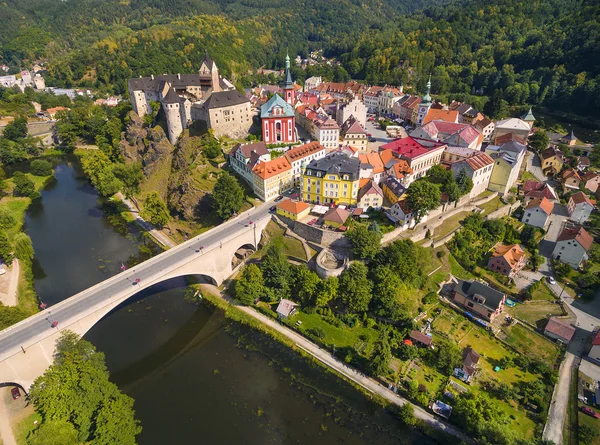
(380, 136), (445, 160)
(526, 197), (554, 215)
(593, 331), (600, 346)
(545, 318), (576, 342)
(557, 225), (594, 251)
(410, 330), (433, 346)
(276, 199), (311, 215)
(569, 191), (594, 206)
(465, 151), (494, 170)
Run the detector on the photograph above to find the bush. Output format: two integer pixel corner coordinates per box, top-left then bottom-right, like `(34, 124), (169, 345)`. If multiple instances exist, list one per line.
(12, 171), (36, 197)
(436, 250), (445, 259)
(308, 327), (326, 339)
(30, 159), (53, 176)
(422, 292), (438, 305)
(0, 206), (17, 229)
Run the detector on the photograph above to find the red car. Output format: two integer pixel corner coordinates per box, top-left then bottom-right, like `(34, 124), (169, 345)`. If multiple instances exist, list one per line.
(581, 406), (600, 418)
(11, 387), (20, 400)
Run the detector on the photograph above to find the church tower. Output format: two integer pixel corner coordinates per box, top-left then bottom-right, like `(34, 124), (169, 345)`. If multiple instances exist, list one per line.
(282, 52), (294, 105)
(417, 75), (433, 125)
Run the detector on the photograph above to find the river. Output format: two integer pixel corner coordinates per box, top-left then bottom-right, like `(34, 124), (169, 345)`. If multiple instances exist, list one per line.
(24, 156), (433, 445)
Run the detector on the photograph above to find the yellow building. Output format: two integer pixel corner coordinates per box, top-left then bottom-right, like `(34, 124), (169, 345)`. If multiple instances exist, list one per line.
(276, 199), (311, 221)
(302, 152), (361, 205)
(252, 157), (292, 201)
(540, 146), (564, 176)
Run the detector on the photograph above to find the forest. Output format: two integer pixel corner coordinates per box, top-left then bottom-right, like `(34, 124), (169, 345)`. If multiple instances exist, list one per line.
(0, 0), (599, 116)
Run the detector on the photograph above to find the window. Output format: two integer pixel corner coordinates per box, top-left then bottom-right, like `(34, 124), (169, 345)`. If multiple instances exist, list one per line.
(467, 302), (474, 308)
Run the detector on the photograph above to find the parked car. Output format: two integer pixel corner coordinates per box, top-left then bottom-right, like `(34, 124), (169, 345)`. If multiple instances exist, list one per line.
(11, 387), (20, 400)
(269, 206), (276, 212)
(274, 195), (284, 202)
(581, 406), (600, 418)
(368, 137), (376, 142)
(547, 276), (556, 285)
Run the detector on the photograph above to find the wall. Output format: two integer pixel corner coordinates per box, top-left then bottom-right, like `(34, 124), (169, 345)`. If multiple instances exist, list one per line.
(315, 248), (348, 279)
(280, 215), (350, 247)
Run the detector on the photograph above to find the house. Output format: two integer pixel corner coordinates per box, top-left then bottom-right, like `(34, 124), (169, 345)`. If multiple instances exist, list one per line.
(358, 152), (385, 183)
(562, 169), (582, 190)
(409, 330), (433, 347)
(46, 106), (70, 119)
(487, 244), (526, 278)
(304, 76), (322, 91)
(583, 172), (600, 194)
(552, 225), (594, 269)
(522, 197), (554, 229)
(381, 176), (406, 203)
(380, 149), (412, 183)
(276, 299), (298, 319)
(302, 152), (361, 205)
(493, 132), (526, 146)
(577, 156), (591, 172)
(423, 108), (459, 125)
(450, 151), (495, 199)
(544, 318), (576, 344)
(284, 141), (327, 186)
(276, 199), (311, 221)
(523, 180), (558, 204)
(561, 130), (578, 146)
(261, 94), (297, 144)
(357, 179), (383, 210)
(380, 137), (446, 182)
(474, 117), (495, 141)
(323, 207), (351, 229)
(450, 279), (507, 321)
(340, 117), (368, 152)
(493, 118), (531, 141)
(485, 141), (527, 196)
(588, 331), (600, 363)
(540, 147), (564, 176)
(252, 157), (293, 201)
(336, 96), (367, 128)
(411, 120), (483, 150)
(387, 200), (418, 229)
(453, 348), (480, 383)
(229, 141), (270, 183)
(568, 191), (595, 224)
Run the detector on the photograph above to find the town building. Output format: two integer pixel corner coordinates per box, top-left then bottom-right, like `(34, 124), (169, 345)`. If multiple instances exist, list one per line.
(302, 152), (361, 205)
(358, 152), (385, 183)
(340, 117), (368, 152)
(323, 207), (351, 229)
(582, 172), (600, 194)
(357, 179), (383, 210)
(336, 96), (367, 128)
(362, 86), (383, 113)
(562, 169), (582, 190)
(454, 348), (480, 383)
(449, 151), (495, 199)
(276, 199), (311, 221)
(522, 197), (554, 229)
(416, 76), (433, 125)
(493, 118), (531, 141)
(568, 191), (595, 224)
(540, 146), (564, 176)
(577, 156), (591, 171)
(380, 137), (446, 182)
(397, 95), (421, 124)
(304, 76), (322, 92)
(284, 141), (327, 186)
(552, 225), (593, 269)
(261, 94), (296, 145)
(378, 86), (404, 115)
(449, 279), (506, 322)
(229, 141), (270, 183)
(588, 331), (600, 363)
(485, 141), (527, 196)
(474, 117), (495, 141)
(520, 108), (536, 129)
(252, 156), (293, 201)
(522, 180), (558, 204)
(381, 176), (407, 203)
(493, 132), (526, 146)
(544, 318), (576, 344)
(128, 52), (252, 144)
(561, 130), (578, 146)
(46, 106), (70, 119)
(424, 108), (459, 125)
(411, 121), (483, 150)
(487, 244), (526, 278)
(387, 200), (418, 229)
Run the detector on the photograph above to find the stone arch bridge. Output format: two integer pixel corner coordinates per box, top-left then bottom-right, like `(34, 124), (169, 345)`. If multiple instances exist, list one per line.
(0, 208), (272, 391)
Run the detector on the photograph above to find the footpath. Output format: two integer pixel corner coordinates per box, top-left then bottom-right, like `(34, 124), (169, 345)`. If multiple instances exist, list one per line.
(200, 284), (472, 443)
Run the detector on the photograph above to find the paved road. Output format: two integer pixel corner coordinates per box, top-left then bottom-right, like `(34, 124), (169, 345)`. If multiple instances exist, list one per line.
(199, 284), (472, 443)
(525, 150), (547, 181)
(365, 120), (394, 151)
(0, 203), (272, 361)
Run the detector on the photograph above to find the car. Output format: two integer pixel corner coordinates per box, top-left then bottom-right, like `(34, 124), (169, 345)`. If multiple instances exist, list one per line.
(368, 137), (376, 142)
(581, 406), (600, 418)
(547, 276), (556, 285)
(269, 206), (276, 212)
(366, 133), (372, 137)
(11, 387), (20, 400)
(274, 195), (284, 202)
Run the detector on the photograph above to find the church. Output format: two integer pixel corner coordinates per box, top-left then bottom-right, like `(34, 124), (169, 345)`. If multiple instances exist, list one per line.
(128, 52), (252, 144)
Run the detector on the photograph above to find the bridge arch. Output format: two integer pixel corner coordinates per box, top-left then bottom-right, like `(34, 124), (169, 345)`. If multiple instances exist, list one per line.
(231, 243), (256, 269)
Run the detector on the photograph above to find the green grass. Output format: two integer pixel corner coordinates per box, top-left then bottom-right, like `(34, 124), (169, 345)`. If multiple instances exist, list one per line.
(433, 211), (470, 240)
(448, 253), (475, 280)
(293, 311), (378, 350)
(511, 301), (564, 328)
(12, 409), (41, 445)
(473, 266), (516, 295)
(252, 220), (307, 261)
(521, 170), (538, 182)
(478, 196), (504, 216)
(502, 323), (561, 365)
(531, 281), (556, 301)
(578, 403), (600, 445)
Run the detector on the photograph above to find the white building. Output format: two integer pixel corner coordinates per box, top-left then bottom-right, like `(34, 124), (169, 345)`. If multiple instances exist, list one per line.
(493, 118), (531, 141)
(485, 141), (527, 196)
(568, 191), (595, 224)
(522, 197), (554, 229)
(284, 141), (327, 186)
(552, 225), (593, 269)
(229, 141), (270, 183)
(450, 151), (495, 199)
(304, 76), (322, 92)
(336, 96), (367, 128)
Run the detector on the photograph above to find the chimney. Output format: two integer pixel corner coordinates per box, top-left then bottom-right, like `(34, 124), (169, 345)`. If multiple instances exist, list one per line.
(150, 74), (154, 80)
(177, 73), (181, 80)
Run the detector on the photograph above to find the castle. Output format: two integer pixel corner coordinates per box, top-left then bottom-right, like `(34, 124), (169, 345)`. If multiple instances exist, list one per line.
(128, 52), (252, 144)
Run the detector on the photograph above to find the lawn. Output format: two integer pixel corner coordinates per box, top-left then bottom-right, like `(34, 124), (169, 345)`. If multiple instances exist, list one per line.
(578, 403), (600, 445)
(11, 407), (41, 445)
(531, 281), (556, 301)
(433, 211), (471, 240)
(478, 196), (504, 217)
(502, 323), (562, 365)
(252, 220), (307, 261)
(521, 170), (538, 182)
(511, 301), (564, 328)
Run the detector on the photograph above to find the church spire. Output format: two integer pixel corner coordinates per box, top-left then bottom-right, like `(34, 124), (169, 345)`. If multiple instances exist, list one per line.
(283, 52), (294, 91)
(421, 74), (432, 105)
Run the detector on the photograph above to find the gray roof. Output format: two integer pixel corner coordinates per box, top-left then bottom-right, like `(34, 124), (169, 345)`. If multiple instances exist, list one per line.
(453, 280), (505, 311)
(204, 90), (249, 109)
(162, 87), (181, 104)
(381, 176), (405, 199)
(305, 152), (361, 180)
(129, 74), (206, 91)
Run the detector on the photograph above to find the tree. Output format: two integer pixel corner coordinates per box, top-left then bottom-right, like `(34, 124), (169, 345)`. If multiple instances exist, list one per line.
(580, 424), (598, 445)
(28, 419), (80, 445)
(337, 262), (372, 313)
(445, 181), (461, 203)
(369, 327), (392, 376)
(0, 206), (17, 229)
(484, 89), (507, 119)
(80, 151), (122, 197)
(372, 239), (420, 286)
(202, 135), (222, 159)
(397, 403), (416, 427)
(29, 331), (141, 444)
(0, 230), (11, 264)
(212, 172), (244, 220)
(528, 129), (550, 152)
(12, 171), (36, 197)
(141, 192), (170, 227)
(113, 163), (143, 206)
(456, 168), (474, 197)
(292, 265), (321, 306)
(30, 159), (53, 176)
(371, 265), (403, 318)
(315, 276), (338, 307)
(259, 242), (292, 298)
(345, 224), (382, 259)
(3, 116), (28, 141)
(405, 181), (441, 223)
(235, 264), (264, 305)
(13, 232), (34, 261)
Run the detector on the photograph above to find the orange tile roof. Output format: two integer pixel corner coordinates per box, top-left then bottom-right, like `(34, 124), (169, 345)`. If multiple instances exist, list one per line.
(284, 141), (325, 162)
(358, 178), (370, 188)
(252, 157), (291, 180)
(276, 199), (311, 215)
(423, 109), (459, 125)
(494, 132), (526, 145)
(491, 243), (525, 268)
(526, 197), (554, 215)
(563, 169), (581, 181)
(358, 152), (384, 174)
(379, 149), (394, 165)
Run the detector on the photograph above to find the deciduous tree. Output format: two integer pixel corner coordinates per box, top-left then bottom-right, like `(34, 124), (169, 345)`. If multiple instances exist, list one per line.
(345, 224), (382, 259)
(28, 420), (80, 445)
(235, 264), (264, 305)
(315, 276), (338, 307)
(212, 172), (244, 220)
(405, 180), (441, 223)
(337, 262), (372, 313)
(141, 192), (170, 227)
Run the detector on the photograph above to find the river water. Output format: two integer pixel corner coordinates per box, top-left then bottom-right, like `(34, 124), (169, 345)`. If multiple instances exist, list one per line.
(24, 156), (432, 445)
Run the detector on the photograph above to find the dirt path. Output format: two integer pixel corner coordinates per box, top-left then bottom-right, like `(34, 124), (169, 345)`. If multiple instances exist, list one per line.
(0, 389), (17, 445)
(543, 352), (576, 444)
(6, 260), (19, 307)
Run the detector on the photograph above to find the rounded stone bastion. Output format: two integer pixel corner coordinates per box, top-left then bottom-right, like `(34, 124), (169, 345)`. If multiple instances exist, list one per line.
(315, 248), (348, 279)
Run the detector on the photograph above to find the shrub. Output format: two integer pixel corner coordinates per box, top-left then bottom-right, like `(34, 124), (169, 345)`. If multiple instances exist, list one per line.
(436, 250), (445, 259)
(308, 327), (326, 339)
(422, 292), (438, 305)
(12, 172), (36, 197)
(30, 159), (53, 176)
(0, 206), (17, 229)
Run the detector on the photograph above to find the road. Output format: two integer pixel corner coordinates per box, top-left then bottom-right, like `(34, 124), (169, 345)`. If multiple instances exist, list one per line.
(0, 202), (273, 361)
(544, 352), (577, 444)
(525, 150), (547, 181)
(364, 120), (394, 151)
(200, 284), (473, 443)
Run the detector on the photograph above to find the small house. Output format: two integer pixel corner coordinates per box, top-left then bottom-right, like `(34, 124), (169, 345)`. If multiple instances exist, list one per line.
(544, 318), (576, 344)
(276, 299), (298, 319)
(588, 331), (600, 363)
(562, 169), (582, 190)
(582, 172), (600, 194)
(522, 197), (554, 229)
(568, 191), (595, 224)
(552, 225), (594, 269)
(450, 280), (506, 322)
(323, 207), (351, 229)
(276, 199), (311, 221)
(454, 347), (480, 383)
(409, 330), (433, 348)
(487, 243), (526, 278)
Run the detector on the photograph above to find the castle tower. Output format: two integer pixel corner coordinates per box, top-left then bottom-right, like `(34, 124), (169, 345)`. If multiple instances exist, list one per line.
(417, 74), (433, 125)
(199, 51), (221, 92)
(282, 52), (294, 105)
(162, 86), (184, 144)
